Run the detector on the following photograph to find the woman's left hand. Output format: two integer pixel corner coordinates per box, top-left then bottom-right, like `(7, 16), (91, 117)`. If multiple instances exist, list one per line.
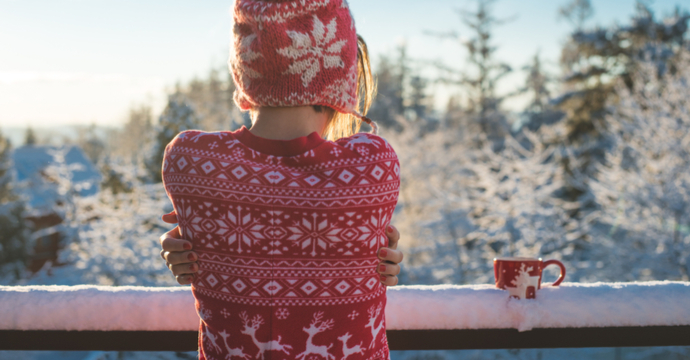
(160, 212), (404, 286)
(377, 225), (403, 286)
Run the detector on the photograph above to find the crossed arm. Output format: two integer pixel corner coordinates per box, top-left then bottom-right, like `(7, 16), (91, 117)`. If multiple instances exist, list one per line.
(159, 212), (404, 286)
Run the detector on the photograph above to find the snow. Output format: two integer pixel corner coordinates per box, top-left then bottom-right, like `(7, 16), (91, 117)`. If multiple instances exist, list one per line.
(2, 281), (689, 332)
(12, 145), (101, 199)
(387, 281), (690, 332)
(0, 285), (197, 331)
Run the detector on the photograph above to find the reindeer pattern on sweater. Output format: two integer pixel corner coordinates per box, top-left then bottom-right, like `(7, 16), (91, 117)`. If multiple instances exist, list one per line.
(163, 127), (399, 360)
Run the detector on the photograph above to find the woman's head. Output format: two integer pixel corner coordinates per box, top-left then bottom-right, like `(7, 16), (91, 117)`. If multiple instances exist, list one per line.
(229, 0), (376, 140)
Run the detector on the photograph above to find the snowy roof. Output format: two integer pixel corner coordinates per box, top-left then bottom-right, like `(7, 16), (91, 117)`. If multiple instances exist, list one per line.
(1, 281), (689, 331)
(12, 145), (101, 200)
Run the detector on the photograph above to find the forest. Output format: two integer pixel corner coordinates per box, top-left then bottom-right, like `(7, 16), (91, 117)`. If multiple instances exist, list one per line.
(0, 0), (689, 358)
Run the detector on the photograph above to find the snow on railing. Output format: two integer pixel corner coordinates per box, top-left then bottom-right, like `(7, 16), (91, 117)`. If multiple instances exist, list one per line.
(2, 281), (690, 332)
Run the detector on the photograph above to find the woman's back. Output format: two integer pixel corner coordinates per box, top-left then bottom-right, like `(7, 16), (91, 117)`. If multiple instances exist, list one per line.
(163, 126), (400, 360)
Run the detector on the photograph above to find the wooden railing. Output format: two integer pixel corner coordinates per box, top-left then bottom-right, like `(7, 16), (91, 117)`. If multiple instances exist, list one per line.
(2, 282), (690, 351)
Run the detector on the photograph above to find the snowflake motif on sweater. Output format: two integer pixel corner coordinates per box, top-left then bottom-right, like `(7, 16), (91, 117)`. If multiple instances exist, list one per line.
(163, 127), (399, 360)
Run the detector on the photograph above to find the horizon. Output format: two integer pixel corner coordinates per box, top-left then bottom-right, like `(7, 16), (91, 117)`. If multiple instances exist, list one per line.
(0, 0), (686, 129)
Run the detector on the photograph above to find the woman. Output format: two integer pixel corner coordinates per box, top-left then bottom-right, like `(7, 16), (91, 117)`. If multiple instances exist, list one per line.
(159, 1), (404, 358)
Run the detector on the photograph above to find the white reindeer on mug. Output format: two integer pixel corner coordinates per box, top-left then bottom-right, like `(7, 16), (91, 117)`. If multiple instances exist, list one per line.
(365, 304), (385, 349)
(239, 311), (292, 360)
(338, 332), (365, 360)
(295, 311), (336, 360)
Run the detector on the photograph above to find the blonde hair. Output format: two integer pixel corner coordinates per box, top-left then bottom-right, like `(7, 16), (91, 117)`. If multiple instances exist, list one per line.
(321, 35), (376, 141)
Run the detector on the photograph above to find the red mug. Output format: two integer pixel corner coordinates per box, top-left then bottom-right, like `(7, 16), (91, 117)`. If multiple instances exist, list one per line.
(493, 257), (566, 299)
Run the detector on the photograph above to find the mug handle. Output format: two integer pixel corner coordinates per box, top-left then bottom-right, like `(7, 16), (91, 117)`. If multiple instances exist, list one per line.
(542, 259), (566, 286)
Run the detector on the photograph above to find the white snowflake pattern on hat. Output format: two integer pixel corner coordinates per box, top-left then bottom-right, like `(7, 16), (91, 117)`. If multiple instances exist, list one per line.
(277, 15), (347, 87)
(235, 33), (263, 87)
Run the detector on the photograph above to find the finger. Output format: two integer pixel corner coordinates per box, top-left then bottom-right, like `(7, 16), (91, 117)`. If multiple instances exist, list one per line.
(162, 211), (179, 224)
(385, 224), (400, 250)
(159, 226), (182, 245)
(380, 275), (399, 286)
(377, 263), (400, 276)
(170, 262), (199, 277)
(160, 231), (193, 253)
(176, 274), (194, 285)
(164, 250), (198, 265)
(378, 247), (403, 265)
(382, 263), (401, 277)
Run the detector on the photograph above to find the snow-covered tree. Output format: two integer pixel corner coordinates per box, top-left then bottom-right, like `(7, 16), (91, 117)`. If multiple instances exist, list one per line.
(100, 160), (134, 196)
(76, 124), (106, 164)
(556, 2), (689, 143)
(591, 49), (690, 280)
(178, 67), (247, 131)
(145, 93), (202, 183)
(24, 127), (37, 146)
(389, 122), (599, 285)
(515, 52), (563, 132)
(111, 104), (154, 166)
(6, 182), (177, 287)
(0, 130), (30, 279)
(408, 73), (433, 123)
(0, 130), (13, 201)
(550, 2), (689, 212)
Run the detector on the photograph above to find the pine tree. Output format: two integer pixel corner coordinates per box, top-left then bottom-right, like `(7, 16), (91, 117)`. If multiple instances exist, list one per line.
(145, 93), (202, 183)
(0, 130), (14, 203)
(178, 67), (247, 131)
(552, 1), (689, 203)
(409, 74), (430, 121)
(0, 130), (29, 278)
(100, 161), (133, 196)
(368, 46), (407, 131)
(556, 2), (689, 143)
(24, 127), (37, 146)
(444, 95), (465, 129)
(368, 42), (436, 132)
(112, 104), (154, 164)
(592, 49), (690, 280)
(516, 52), (563, 132)
(77, 124), (106, 164)
(428, 0), (512, 145)
(558, 0), (593, 31)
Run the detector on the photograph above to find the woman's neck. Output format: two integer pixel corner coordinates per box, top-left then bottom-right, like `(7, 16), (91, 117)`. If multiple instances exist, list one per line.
(249, 106), (330, 140)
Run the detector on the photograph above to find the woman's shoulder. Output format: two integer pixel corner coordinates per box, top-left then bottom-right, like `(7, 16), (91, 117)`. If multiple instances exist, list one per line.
(332, 132), (397, 159)
(165, 130), (242, 153)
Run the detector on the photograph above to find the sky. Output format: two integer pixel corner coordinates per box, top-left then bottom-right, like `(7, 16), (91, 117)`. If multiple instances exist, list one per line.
(0, 0), (686, 130)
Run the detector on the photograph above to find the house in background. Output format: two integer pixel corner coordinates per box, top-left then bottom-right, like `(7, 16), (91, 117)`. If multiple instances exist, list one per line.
(11, 145), (101, 272)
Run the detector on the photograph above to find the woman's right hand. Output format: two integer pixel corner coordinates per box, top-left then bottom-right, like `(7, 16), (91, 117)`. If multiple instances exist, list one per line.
(159, 212), (198, 285)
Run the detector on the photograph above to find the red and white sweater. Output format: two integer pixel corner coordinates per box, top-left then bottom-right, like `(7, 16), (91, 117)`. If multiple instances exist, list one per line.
(163, 127), (400, 360)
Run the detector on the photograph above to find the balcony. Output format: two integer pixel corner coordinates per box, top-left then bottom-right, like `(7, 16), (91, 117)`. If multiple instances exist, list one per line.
(1, 282), (689, 352)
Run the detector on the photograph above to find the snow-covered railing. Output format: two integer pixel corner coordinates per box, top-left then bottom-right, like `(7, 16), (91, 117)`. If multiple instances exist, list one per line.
(1, 282), (690, 351)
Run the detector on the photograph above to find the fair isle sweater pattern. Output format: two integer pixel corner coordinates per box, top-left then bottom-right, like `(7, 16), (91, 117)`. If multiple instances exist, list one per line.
(163, 127), (400, 360)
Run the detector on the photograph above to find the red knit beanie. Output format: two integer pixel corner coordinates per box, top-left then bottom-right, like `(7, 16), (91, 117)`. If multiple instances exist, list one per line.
(230, 0), (370, 125)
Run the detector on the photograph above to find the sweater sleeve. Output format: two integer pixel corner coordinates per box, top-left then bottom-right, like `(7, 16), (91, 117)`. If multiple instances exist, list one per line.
(161, 130), (203, 199)
(334, 132), (401, 186)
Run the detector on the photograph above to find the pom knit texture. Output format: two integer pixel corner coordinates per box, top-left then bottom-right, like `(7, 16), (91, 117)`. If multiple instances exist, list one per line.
(162, 128), (400, 360)
(230, 0), (359, 116)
